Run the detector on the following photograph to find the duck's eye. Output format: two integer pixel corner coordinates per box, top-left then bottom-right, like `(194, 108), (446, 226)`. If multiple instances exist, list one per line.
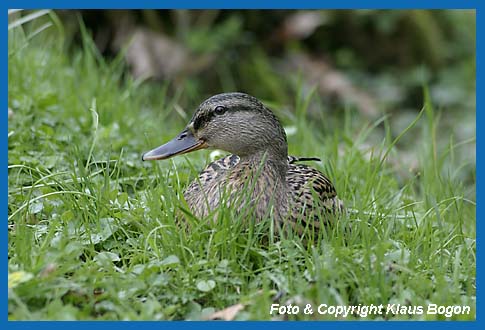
(214, 106), (226, 115)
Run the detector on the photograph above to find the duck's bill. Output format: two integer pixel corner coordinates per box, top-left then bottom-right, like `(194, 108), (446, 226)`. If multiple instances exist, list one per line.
(142, 129), (208, 161)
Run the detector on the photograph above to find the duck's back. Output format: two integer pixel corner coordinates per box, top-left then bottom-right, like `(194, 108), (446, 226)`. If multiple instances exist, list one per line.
(286, 162), (344, 232)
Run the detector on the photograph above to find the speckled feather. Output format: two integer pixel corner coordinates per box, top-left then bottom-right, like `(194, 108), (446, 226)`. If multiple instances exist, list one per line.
(185, 154), (344, 233)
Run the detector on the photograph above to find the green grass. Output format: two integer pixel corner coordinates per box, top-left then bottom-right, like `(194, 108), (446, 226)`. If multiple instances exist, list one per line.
(8, 19), (475, 320)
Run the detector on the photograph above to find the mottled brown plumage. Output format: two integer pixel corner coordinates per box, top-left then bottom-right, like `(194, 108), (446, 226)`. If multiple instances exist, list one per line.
(142, 92), (344, 234)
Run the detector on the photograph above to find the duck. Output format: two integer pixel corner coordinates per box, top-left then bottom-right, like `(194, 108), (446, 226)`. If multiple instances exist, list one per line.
(142, 92), (344, 234)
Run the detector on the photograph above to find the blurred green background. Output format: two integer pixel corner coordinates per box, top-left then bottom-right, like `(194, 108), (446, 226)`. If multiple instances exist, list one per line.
(63, 10), (476, 110)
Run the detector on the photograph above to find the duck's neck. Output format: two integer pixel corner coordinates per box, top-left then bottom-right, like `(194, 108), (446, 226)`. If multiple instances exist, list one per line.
(239, 149), (288, 181)
(230, 149), (289, 221)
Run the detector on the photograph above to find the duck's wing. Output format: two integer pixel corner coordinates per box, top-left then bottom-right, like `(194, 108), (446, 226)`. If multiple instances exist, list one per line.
(184, 154), (240, 217)
(188, 154), (239, 190)
(286, 163), (344, 231)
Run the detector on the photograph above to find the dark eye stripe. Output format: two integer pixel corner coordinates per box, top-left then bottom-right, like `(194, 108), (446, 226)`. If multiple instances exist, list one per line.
(192, 105), (228, 130)
(193, 111), (214, 130)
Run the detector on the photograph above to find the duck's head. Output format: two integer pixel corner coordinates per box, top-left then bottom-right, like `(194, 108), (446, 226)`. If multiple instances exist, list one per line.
(142, 92), (288, 161)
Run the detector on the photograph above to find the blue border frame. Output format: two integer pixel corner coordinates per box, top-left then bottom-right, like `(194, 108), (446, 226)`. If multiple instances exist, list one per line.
(475, 5), (481, 327)
(4, 1), (480, 329)
(0, 0), (480, 9)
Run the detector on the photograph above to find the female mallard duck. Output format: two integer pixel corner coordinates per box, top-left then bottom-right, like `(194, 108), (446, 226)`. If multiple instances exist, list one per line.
(142, 92), (343, 234)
